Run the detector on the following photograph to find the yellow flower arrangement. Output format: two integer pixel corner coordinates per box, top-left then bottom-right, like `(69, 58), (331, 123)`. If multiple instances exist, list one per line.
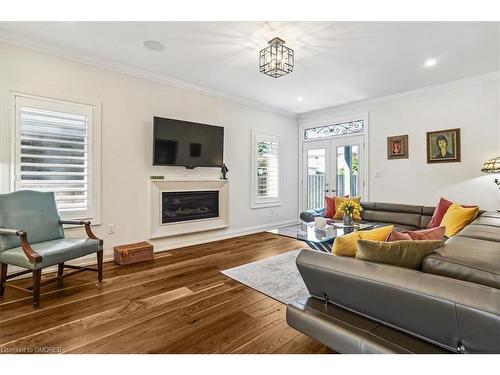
(337, 200), (363, 218)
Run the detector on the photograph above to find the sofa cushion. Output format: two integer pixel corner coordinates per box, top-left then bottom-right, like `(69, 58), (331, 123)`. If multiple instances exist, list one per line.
(360, 220), (419, 232)
(356, 239), (443, 270)
(360, 202), (423, 228)
(468, 214), (500, 228)
(0, 238), (102, 270)
(423, 236), (500, 289)
(458, 224), (500, 242)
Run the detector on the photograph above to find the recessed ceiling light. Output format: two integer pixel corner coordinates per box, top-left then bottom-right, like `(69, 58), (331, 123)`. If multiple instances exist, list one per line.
(143, 40), (164, 51)
(297, 96), (303, 101)
(424, 58), (437, 68)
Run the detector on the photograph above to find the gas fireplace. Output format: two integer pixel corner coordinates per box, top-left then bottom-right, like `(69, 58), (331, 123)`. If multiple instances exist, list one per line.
(162, 190), (219, 224)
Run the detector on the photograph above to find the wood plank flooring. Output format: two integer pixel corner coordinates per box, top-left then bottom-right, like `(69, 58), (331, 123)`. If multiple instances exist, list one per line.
(0, 232), (333, 354)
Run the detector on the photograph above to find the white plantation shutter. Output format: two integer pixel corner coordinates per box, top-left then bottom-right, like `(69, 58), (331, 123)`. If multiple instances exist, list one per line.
(252, 132), (281, 207)
(14, 96), (97, 220)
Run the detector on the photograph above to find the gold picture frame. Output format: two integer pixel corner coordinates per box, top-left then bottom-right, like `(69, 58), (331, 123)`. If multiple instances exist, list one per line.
(426, 128), (461, 163)
(387, 135), (408, 159)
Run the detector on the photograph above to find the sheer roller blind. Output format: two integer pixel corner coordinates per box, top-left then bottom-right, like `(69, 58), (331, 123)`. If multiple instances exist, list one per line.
(14, 96), (96, 220)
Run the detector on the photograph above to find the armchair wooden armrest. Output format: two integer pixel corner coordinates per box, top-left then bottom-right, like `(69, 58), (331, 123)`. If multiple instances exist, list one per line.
(0, 227), (42, 264)
(59, 220), (103, 246)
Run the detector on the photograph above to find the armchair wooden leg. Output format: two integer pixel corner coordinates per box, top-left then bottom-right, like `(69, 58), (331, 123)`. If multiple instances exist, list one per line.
(57, 263), (64, 286)
(0, 263), (7, 297)
(97, 251), (103, 283)
(33, 269), (41, 308)
(57, 263), (64, 277)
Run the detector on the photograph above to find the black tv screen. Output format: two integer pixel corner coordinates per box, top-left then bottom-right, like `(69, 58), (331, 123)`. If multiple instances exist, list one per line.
(153, 117), (224, 167)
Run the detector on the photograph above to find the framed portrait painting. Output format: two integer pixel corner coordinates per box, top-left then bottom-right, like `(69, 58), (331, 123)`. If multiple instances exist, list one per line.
(426, 128), (461, 163)
(387, 135), (408, 159)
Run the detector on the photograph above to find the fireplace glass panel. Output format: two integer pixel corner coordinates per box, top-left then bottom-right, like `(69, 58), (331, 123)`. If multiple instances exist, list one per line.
(162, 190), (219, 224)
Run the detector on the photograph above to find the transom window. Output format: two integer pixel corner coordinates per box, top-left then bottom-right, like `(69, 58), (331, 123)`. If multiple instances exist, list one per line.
(304, 119), (364, 140)
(14, 95), (99, 221)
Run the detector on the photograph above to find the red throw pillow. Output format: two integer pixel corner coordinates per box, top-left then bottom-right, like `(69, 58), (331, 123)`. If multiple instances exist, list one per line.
(387, 226), (446, 242)
(325, 196), (336, 218)
(427, 197), (477, 228)
(406, 226), (446, 240)
(386, 231), (412, 241)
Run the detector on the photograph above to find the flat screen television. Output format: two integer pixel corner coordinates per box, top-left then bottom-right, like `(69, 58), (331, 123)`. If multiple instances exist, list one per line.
(153, 116), (224, 168)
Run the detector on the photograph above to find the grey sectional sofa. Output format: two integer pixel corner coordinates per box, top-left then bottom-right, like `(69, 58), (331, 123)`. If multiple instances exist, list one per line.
(288, 202), (500, 353)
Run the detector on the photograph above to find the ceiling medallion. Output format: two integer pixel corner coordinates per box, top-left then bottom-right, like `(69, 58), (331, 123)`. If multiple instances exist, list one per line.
(259, 37), (294, 78)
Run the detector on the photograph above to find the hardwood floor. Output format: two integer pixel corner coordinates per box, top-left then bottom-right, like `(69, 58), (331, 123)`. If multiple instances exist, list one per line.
(0, 232), (333, 354)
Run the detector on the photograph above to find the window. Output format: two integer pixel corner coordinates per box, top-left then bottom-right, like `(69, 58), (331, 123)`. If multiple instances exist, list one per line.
(14, 95), (100, 222)
(252, 131), (281, 207)
(304, 119), (364, 140)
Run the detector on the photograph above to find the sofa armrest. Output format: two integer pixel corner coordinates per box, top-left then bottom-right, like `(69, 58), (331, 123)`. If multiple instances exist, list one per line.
(59, 220), (103, 246)
(295, 249), (500, 353)
(0, 228), (42, 264)
(300, 208), (325, 222)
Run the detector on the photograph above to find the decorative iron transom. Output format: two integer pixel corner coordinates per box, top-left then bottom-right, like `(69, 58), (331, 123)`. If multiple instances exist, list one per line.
(304, 120), (364, 140)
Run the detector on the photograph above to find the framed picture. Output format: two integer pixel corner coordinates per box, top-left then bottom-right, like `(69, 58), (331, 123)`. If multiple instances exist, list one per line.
(387, 135), (408, 159)
(426, 128), (461, 163)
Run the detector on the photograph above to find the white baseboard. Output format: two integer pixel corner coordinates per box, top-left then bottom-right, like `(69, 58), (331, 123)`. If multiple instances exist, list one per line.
(5, 219), (301, 279)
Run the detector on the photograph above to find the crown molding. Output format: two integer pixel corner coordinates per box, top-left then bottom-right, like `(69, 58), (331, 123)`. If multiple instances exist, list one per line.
(0, 29), (298, 119)
(300, 71), (500, 119)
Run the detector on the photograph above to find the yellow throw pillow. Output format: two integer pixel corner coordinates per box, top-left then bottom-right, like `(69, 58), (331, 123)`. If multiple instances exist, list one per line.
(332, 231), (360, 257)
(440, 203), (479, 237)
(358, 225), (394, 241)
(332, 225), (393, 257)
(333, 196), (362, 220)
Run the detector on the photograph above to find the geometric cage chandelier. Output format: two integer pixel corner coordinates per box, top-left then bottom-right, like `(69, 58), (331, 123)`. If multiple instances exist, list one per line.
(259, 37), (294, 78)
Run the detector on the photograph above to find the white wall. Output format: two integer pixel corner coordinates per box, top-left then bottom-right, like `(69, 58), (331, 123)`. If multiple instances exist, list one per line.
(300, 74), (500, 210)
(0, 41), (300, 260)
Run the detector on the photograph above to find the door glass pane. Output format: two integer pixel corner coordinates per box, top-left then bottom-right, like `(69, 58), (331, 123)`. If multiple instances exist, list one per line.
(307, 149), (326, 210)
(336, 145), (359, 197)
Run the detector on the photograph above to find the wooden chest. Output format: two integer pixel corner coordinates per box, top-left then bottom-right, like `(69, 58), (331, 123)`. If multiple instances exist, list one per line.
(114, 241), (154, 265)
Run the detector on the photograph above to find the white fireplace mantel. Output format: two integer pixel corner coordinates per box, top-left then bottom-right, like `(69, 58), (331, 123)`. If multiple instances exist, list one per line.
(149, 179), (229, 239)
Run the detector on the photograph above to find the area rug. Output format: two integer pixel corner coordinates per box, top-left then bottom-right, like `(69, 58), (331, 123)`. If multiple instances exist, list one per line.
(221, 249), (309, 304)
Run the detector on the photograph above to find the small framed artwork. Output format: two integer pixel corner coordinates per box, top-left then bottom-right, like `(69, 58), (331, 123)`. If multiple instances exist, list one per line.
(387, 135), (408, 159)
(426, 128), (461, 163)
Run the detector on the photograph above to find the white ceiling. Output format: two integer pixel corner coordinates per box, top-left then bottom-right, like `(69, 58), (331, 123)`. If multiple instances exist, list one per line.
(1, 22), (498, 115)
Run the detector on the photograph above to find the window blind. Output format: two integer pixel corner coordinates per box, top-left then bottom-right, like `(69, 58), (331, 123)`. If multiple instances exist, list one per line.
(16, 105), (89, 219)
(256, 140), (279, 199)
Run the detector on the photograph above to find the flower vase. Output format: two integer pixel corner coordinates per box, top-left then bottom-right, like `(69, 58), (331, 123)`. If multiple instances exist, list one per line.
(343, 212), (354, 227)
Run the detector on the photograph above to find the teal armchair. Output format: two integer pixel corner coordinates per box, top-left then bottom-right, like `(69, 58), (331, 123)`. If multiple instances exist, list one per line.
(0, 190), (103, 308)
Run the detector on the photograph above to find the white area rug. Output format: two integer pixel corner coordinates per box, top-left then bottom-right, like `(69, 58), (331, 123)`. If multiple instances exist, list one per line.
(221, 249), (310, 304)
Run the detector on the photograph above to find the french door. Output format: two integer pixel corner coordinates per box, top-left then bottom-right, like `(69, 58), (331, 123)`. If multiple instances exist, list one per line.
(302, 135), (365, 211)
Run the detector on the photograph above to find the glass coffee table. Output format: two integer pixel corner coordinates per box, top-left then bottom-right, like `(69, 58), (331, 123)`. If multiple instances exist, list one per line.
(268, 222), (375, 252)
